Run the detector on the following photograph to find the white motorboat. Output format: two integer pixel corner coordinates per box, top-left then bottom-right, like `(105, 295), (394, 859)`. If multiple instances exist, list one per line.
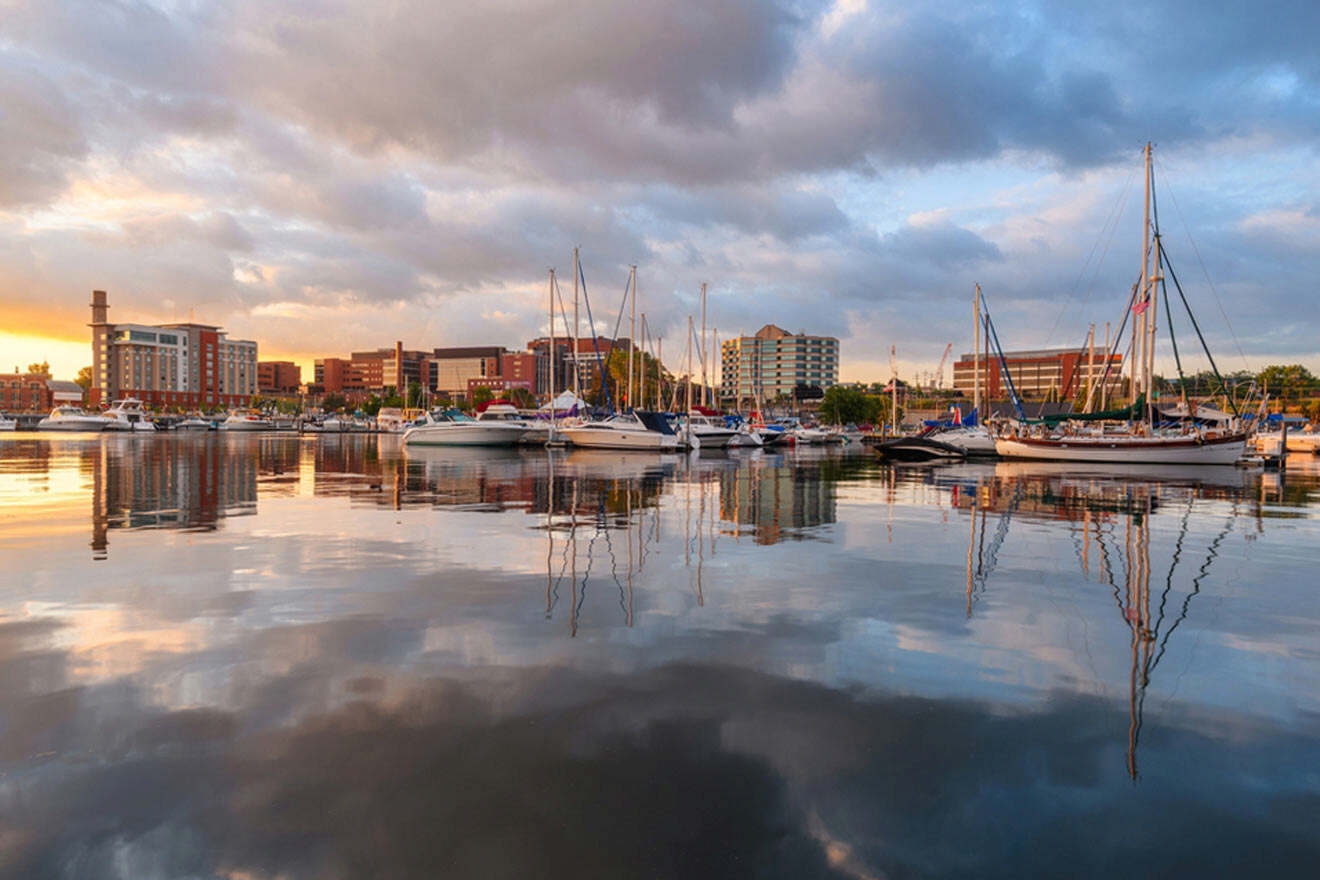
(930, 425), (998, 457)
(103, 398), (157, 432)
(793, 425), (830, 445)
(727, 424), (764, 447)
(679, 412), (738, 449)
(0, 412), (16, 431)
(560, 411), (679, 451)
(221, 411), (274, 431)
(376, 407), (424, 433)
(475, 403), (548, 444)
(403, 408), (525, 446)
(175, 416), (213, 431)
(37, 406), (113, 431)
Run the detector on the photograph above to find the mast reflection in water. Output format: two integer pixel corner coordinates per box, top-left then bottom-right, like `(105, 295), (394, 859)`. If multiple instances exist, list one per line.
(0, 435), (1317, 878)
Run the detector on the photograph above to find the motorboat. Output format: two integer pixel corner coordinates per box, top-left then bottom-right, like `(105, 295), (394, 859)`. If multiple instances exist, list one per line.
(475, 403), (547, 444)
(793, 424), (831, 445)
(727, 423), (764, 448)
(874, 435), (967, 462)
(37, 406), (113, 431)
(559, 411), (679, 451)
(175, 416), (214, 431)
(103, 398), (157, 432)
(929, 425), (998, 457)
(0, 412), (15, 431)
(1252, 427), (1320, 455)
(403, 408), (525, 446)
(376, 407), (425, 433)
(678, 412), (738, 449)
(221, 411), (274, 431)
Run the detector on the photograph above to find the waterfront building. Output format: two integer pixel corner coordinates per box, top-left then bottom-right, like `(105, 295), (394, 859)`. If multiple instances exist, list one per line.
(0, 370), (54, 411)
(720, 325), (839, 404)
(88, 290), (257, 408)
(257, 361), (302, 394)
(526, 337), (631, 397)
(951, 347), (1123, 401)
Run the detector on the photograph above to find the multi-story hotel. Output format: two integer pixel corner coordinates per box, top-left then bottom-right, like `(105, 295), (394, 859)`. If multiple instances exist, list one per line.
(720, 325), (839, 404)
(88, 290), (257, 408)
(951, 347), (1123, 400)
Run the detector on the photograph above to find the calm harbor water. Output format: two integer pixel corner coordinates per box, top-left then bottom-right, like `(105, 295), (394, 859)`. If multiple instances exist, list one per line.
(1, 433), (1317, 878)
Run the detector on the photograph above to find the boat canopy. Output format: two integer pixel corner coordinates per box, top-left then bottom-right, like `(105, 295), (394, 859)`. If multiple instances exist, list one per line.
(1023, 396), (1145, 426)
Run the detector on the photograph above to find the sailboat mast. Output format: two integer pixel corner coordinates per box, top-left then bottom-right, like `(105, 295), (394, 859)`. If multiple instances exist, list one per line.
(685, 316), (694, 445)
(1143, 144), (1160, 418)
(699, 283), (708, 409)
(628, 265), (636, 412)
(548, 268), (556, 433)
(1136, 142), (1152, 407)
(712, 328), (719, 411)
(890, 344), (898, 435)
(973, 284), (982, 419)
(572, 247), (580, 401)
(657, 335), (663, 411)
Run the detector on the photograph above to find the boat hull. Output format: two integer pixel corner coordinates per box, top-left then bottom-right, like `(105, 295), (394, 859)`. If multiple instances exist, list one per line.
(221, 421), (273, 431)
(561, 426), (678, 451)
(875, 438), (966, 462)
(995, 432), (1248, 464)
(37, 418), (108, 431)
(403, 423), (523, 446)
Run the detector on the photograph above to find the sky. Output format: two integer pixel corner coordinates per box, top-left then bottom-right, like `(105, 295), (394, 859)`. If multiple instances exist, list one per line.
(1, 0), (1317, 383)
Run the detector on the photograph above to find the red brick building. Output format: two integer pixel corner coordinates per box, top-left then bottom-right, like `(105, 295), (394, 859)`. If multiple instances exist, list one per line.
(0, 372), (55, 411)
(952, 347), (1123, 400)
(257, 361), (302, 393)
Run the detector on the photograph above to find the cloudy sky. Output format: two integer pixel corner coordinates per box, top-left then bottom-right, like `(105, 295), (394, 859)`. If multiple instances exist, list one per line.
(1, 0), (1317, 382)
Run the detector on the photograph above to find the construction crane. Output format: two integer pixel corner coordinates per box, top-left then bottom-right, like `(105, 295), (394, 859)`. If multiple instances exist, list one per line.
(935, 343), (953, 389)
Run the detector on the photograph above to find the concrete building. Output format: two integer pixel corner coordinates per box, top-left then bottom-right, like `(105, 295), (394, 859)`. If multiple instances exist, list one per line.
(720, 325), (839, 404)
(257, 361), (302, 394)
(951, 347), (1123, 401)
(88, 290), (257, 408)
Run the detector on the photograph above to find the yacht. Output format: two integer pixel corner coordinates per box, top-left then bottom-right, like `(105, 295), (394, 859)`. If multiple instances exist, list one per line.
(221, 411), (274, 431)
(37, 406), (113, 431)
(474, 403), (548, 444)
(929, 425), (998, 457)
(103, 398), (157, 432)
(678, 412), (738, 449)
(403, 408), (525, 446)
(0, 412), (16, 431)
(175, 415), (214, 431)
(559, 411), (679, 451)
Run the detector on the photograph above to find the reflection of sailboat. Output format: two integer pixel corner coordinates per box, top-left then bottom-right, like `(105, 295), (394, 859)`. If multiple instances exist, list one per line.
(962, 471), (1234, 779)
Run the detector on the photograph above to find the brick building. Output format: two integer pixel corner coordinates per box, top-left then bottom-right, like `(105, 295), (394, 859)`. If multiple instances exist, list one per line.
(88, 290), (258, 408)
(951, 347), (1123, 400)
(0, 371), (55, 411)
(257, 361), (302, 394)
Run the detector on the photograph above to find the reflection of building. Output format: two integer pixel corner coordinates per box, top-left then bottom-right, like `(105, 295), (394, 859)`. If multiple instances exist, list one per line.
(720, 325), (839, 404)
(719, 459), (836, 544)
(90, 437), (259, 556)
(952, 347), (1122, 400)
(88, 290), (258, 408)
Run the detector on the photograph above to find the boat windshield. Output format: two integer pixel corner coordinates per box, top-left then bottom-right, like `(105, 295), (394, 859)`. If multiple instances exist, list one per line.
(433, 408), (476, 423)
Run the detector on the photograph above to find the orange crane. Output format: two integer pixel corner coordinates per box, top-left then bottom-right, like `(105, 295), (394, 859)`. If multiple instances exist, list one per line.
(936, 343), (953, 389)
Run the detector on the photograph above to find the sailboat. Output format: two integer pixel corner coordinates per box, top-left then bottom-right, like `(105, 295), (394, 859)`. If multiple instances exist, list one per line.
(995, 143), (1249, 465)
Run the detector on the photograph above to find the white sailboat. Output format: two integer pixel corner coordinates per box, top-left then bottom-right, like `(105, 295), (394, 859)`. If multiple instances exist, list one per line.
(995, 143), (1248, 465)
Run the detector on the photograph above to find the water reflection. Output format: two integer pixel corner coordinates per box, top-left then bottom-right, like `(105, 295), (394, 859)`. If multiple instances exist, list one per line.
(1, 436), (1318, 878)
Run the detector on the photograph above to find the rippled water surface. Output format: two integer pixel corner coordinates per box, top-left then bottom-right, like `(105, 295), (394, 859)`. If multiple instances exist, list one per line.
(1, 433), (1317, 879)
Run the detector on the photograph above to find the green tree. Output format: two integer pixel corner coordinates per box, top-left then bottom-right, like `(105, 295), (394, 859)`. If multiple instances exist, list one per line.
(75, 365), (93, 391)
(507, 387), (537, 409)
(321, 393), (347, 413)
(27, 361), (50, 376)
(1258, 364), (1317, 403)
(472, 386), (495, 409)
(406, 381), (424, 409)
(361, 395), (384, 416)
(819, 385), (869, 425)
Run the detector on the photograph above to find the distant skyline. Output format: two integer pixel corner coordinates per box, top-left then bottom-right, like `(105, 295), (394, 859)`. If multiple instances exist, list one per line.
(2, 0), (1317, 383)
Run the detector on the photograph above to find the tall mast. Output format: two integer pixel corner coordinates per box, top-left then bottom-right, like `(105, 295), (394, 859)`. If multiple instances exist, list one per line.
(572, 247), (580, 401)
(656, 335), (663, 411)
(1103, 321), (1111, 410)
(973, 284), (982, 419)
(1143, 143), (1160, 419)
(548, 268), (556, 433)
(627, 265), (636, 412)
(1084, 322), (1096, 412)
(699, 283), (708, 409)
(1136, 142), (1152, 406)
(685, 316), (694, 445)
(890, 344), (898, 435)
